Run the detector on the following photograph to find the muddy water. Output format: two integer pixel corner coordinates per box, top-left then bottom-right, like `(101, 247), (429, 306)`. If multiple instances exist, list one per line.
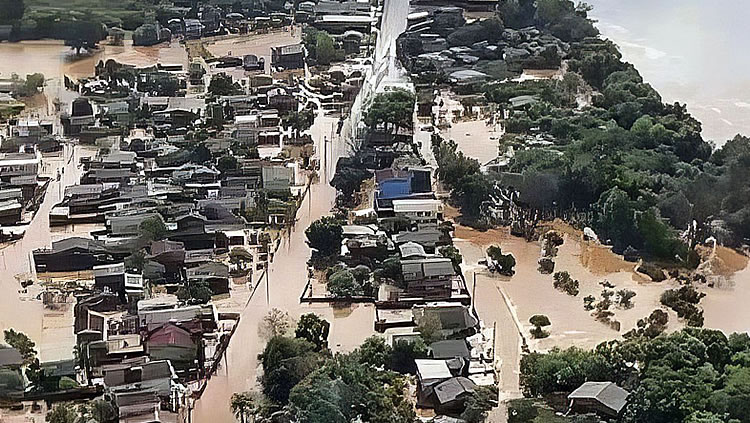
(190, 115), (375, 423)
(0, 40), (188, 79)
(0, 40), (188, 116)
(588, 0), (750, 146)
(455, 226), (682, 360)
(702, 263), (750, 333)
(0, 146), (99, 357)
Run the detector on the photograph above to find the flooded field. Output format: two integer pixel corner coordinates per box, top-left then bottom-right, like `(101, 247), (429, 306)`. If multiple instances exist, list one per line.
(457, 218), (750, 373)
(0, 39), (188, 79)
(445, 120), (502, 166)
(0, 40), (188, 118)
(436, 90), (502, 166)
(205, 29), (300, 71)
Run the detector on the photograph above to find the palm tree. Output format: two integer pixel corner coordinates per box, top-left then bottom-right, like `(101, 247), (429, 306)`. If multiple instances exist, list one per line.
(230, 392), (256, 423)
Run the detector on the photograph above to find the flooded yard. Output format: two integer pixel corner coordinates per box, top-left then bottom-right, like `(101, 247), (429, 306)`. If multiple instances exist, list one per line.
(205, 29), (300, 69)
(435, 90), (503, 167)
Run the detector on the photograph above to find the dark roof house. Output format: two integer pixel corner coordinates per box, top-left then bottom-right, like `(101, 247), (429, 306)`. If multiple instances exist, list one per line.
(568, 381), (630, 417)
(421, 376), (477, 413)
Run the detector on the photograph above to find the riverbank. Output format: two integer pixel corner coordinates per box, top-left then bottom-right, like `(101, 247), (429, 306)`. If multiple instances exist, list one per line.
(587, 0), (750, 145)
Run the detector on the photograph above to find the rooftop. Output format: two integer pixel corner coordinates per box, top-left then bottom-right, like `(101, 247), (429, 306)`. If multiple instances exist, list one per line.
(568, 381), (630, 414)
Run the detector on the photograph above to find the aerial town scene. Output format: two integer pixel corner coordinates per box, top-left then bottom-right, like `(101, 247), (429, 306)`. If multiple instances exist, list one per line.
(0, 0), (749, 422)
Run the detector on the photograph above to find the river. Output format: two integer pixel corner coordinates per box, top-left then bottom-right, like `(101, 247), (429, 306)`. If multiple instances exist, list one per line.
(587, 0), (750, 146)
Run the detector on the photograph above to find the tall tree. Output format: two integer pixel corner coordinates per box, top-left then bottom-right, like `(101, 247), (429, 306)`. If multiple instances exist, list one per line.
(364, 89), (416, 136)
(230, 392), (257, 423)
(295, 313), (330, 351)
(63, 20), (107, 55)
(305, 216), (343, 256)
(315, 31), (336, 65)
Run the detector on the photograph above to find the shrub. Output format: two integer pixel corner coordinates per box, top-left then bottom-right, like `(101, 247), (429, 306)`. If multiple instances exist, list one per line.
(661, 285), (705, 326)
(553, 271), (579, 296)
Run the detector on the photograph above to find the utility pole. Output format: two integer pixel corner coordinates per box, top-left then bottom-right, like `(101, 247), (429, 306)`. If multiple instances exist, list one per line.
(265, 261), (270, 305)
(471, 272), (477, 314)
(322, 136), (327, 182)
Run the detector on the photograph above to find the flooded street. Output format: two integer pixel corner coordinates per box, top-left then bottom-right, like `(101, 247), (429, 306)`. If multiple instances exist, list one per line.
(0, 145), (100, 360)
(193, 2), (408, 418)
(190, 114), (375, 423)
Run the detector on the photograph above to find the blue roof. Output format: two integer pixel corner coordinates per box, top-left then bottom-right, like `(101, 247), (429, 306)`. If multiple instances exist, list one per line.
(378, 177), (412, 200)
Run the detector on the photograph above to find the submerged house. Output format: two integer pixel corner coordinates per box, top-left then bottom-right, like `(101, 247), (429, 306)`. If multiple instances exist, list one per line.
(374, 167), (434, 213)
(0, 347), (25, 396)
(33, 237), (115, 272)
(421, 376), (477, 413)
(93, 262), (144, 303)
(271, 43), (305, 70)
(186, 261), (230, 296)
(169, 213), (216, 251)
(413, 303), (479, 338)
(103, 359), (178, 400)
(144, 321), (203, 372)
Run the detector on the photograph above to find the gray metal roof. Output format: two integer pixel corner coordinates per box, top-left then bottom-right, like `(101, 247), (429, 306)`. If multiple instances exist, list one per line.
(423, 258), (454, 277)
(568, 381), (630, 413)
(399, 241), (427, 258)
(433, 377), (476, 404)
(429, 340), (470, 360)
(0, 347), (23, 367)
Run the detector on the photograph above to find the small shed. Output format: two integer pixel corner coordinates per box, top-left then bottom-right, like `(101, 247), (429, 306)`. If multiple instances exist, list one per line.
(568, 381), (630, 417)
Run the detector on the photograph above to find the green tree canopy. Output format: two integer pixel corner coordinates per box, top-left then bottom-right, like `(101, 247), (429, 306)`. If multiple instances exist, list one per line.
(208, 73), (243, 96)
(259, 336), (324, 404)
(315, 31), (336, 65)
(176, 281), (213, 304)
(63, 20), (107, 55)
(364, 89), (416, 135)
(295, 313), (330, 351)
(305, 216), (344, 256)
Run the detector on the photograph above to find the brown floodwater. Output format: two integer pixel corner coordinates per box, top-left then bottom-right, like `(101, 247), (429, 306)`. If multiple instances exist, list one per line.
(0, 39), (188, 79)
(189, 115), (376, 423)
(0, 146), (99, 355)
(0, 40), (188, 116)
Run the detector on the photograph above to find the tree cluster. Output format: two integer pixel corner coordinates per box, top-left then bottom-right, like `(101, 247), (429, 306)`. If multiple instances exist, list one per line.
(660, 284), (706, 327)
(326, 265), (375, 298)
(288, 342), (417, 423)
(487, 245), (517, 275)
(414, 0), (750, 258)
(305, 216), (344, 257)
(364, 89), (416, 136)
(552, 271), (579, 296)
(208, 73), (243, 97)
(521, 328), (750, 423)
